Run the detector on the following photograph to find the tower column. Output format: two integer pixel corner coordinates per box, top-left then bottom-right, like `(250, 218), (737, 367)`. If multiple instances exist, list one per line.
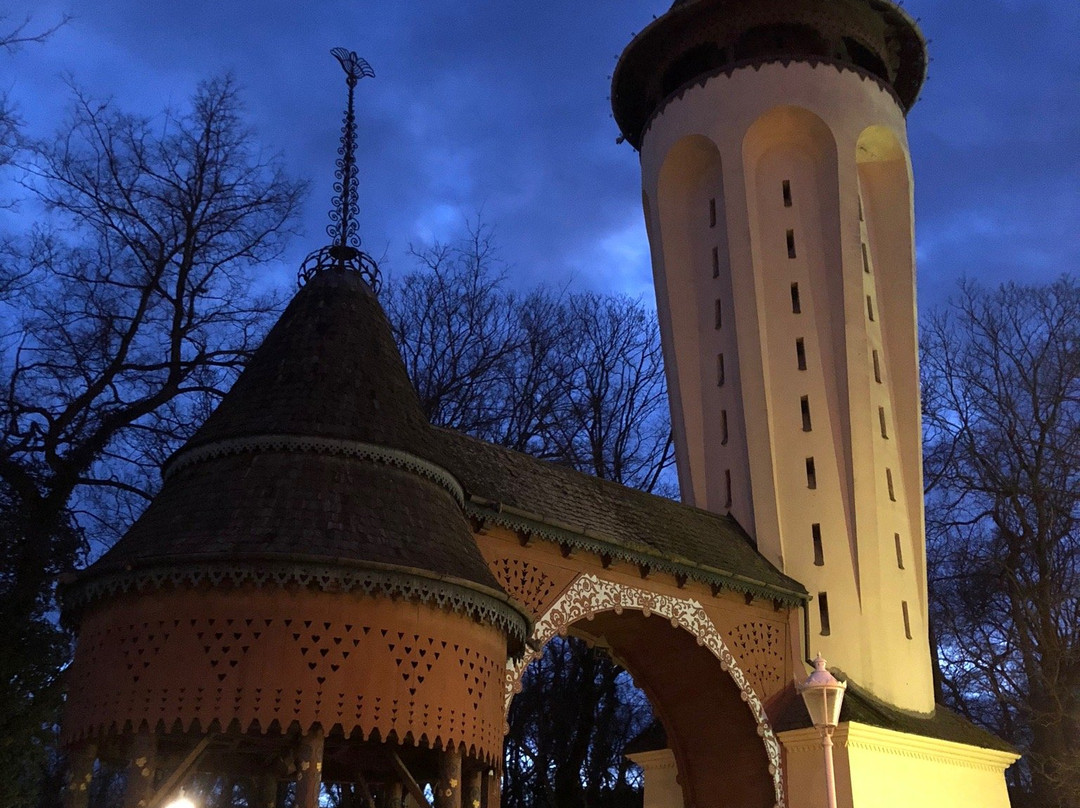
(615, 0), (1017, 805)
(614, 1), (936, 711)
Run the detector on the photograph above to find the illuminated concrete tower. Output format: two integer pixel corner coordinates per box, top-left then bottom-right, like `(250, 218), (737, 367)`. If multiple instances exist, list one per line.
(612, 0), (933, 713)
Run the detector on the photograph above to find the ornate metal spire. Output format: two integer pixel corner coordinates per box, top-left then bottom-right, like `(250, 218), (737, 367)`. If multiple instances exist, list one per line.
(299, 48), (381, 291)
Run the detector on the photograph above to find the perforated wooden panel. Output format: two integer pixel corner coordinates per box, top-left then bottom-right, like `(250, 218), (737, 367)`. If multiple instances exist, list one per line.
(727, 620), (785, 698)
(63, 587), (508, 763)
(489, 557), (559, 618)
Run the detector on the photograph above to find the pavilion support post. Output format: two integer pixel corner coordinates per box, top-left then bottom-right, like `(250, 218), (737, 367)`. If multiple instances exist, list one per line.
(464, 768), (482, 808)
(254, 774), (279, 808)
(63, 741), (97, 808)
(386, 777), (406, 808)
(355, 772), (378, 808)
(295, 726), (325, 808)
(435, 747), (462, 808)
(122, 731), (158, 808)
(482, 766), (501, 808)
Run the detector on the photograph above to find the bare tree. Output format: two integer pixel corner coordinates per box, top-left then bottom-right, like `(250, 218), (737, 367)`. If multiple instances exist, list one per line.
(0, 76), (304, 807)
(549, 293), (674, 492)
(503, 637), (651, 808)
(922, 277), (1080, 808)
(384, 225), (549, 446)
(0, 14), (70, 171)
(0, 14), (69, 52)
(385, 224), (674, 492)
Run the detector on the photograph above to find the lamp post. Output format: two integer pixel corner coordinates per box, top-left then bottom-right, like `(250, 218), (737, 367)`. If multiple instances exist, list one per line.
(797, 654), (847, 808)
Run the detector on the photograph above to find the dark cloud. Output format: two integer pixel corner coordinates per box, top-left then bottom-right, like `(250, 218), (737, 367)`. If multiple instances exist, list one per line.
(4, 0), (1076, 310)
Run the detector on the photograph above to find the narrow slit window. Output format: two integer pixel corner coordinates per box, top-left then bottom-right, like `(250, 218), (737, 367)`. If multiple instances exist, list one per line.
(818, 592), (831, 636)
(782, 179), (792, 207)
(867, 295), (875, 321)
(861, 242), (871, 274)
(791, 283), (802, 314)
(858, 195), (864, 221)
(806, 457), (817, 489)
(879, 406), (889, 438)
(812, 523), (824, 566)
(872, 350), (882, 383)
(796, 338), (807, 370)
(709, 198), (717, 228)
(721, 409), (729, 445)
(894, 533), (905, 569)
(712, 246), (720, 278)
(724, 469), (732, 509)
(801, 395), (812, 432)
(786, 229), (796, 259)
(886, 467), (896, 501)
(714, 299), (723, 329)
(902, 601), (912, 639)
(717, 353), (726, 386)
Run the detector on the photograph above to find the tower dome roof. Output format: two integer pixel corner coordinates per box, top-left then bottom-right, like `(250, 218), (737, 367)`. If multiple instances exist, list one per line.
(68, 268), (525, 641)
(612, 0), (927, 148)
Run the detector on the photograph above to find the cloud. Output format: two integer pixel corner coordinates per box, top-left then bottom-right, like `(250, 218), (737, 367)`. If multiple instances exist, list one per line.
(2, 0), (1076, 313)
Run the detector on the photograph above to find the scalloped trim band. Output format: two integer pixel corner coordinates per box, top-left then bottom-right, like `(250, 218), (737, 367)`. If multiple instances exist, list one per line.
(164, 435), (465, 507)
(64, 561), (529, 643)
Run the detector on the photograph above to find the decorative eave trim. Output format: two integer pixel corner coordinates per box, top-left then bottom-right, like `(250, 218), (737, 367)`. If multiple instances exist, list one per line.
(636, 55), (904, 150)
(464, 499), (807, 606)
(163, 434), (465, 507)
(62, 558), (530, 646)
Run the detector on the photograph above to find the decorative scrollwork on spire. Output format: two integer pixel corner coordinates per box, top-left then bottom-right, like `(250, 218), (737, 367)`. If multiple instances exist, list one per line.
(299, 48), (381, 291)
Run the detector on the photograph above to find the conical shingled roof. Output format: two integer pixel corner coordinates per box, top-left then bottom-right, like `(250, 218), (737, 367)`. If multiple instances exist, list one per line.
(74, 269), (515, 625)
(183, 268), (432, 453)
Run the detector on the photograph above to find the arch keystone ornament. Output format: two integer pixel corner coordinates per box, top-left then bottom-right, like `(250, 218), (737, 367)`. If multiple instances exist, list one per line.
(507, 573), (786, 808)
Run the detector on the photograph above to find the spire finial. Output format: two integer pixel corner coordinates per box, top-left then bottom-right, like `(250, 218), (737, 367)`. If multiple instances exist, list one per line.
(299, 48), (381, 291)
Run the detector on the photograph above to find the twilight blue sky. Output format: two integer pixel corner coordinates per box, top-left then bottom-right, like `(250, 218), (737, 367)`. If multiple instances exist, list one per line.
(2, 0), (1078, 312)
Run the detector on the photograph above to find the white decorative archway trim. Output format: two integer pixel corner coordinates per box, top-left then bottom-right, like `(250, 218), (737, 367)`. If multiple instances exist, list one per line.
(505, 573), (785, 808)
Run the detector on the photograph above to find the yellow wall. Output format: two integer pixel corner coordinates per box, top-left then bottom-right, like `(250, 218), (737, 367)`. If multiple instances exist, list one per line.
(626, 749), (686, 808)
(780, 724), (1017, 808)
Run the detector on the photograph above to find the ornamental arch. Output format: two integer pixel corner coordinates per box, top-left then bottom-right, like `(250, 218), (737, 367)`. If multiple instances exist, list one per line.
(472, 504), (806, 808)
(505, 574), (787, 808)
